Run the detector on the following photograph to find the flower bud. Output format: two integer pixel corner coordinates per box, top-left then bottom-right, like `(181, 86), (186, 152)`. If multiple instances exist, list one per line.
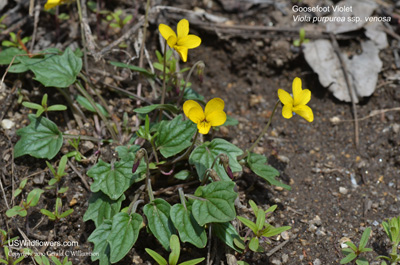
(219, 154), (233, 179)
(132, 149), (145, 173)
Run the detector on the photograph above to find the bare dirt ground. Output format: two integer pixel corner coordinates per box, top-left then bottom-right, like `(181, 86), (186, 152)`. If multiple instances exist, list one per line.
(1, 0), (400, 264)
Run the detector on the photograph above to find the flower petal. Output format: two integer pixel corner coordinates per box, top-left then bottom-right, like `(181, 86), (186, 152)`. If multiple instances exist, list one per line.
(44, 0), (61, 10)
(294, 88), (311, 106)
(205, 98), (224, 117)
(282, 104), (293, 119)
(278, 89), (293, 105)
(174, 46), (188, 62)
(177, 19), (189, 39)
(197, 121), (211, 134)
(292, 77), (302, 100)
(183, 100), (202, 117)
(293, 104), (314, 122)
(206, 110), (227, 127)
(159, 24), (177, 42)
(177, 35), (201, 49)
(167, 36), (177, 49)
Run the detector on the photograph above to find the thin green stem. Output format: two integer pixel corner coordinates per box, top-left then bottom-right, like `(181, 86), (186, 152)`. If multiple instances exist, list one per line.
(75, 81), (118, 142)
(150, 137), (159, 163)
(178, 188), (186, 210)
(177, 60), (204, 105)
(147, 178), (154, 202)
(75, 0), (88, 74)
(160, 40), (168, 105)
(238, 100), (280, 161)
(200, 154), (222, 184)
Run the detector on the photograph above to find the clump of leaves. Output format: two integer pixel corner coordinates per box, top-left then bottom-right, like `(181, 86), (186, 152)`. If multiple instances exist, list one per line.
(22, 93), (67, 118)
(6, 188), (44, 217)
(236, 200), (291, 253)
(293, 28), (309, 47)
(40, 197), (74, 221)
(145, 235), (205, 265)
(340, 227), (372, 265)
(377, 216), (400, 265)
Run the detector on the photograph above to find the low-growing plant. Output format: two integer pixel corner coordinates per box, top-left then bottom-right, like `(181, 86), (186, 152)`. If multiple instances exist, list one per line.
(1, 32), (31, 49)
(22, 93), (67, 118)
(236, 200), (291, 252)
(6, 188), (44, 217)
(12, 178), (28, 199)
(340, 227), (372, 265)
(145, 234), (204, 265)
(34, 255), (72, 265)
(40, 197), (74, 221)
(2, 9), (317, 263)
(293, 28), (309, 47)
(377, 216), (400, 265)
(0, 246), (25, 265)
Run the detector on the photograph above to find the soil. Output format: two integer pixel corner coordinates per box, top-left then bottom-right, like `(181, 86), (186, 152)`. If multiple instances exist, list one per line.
(1, 0), (400, 265)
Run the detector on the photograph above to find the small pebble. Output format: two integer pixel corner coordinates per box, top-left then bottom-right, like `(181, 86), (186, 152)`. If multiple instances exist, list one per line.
(393, 123), (400, 134)
(271, 259), (281, 265)
(281, 230), (290, 240)
(281, 254), (289, 263)
(1, 119), (15, 130)
(313, 258), (322, 265)
(339, 187), (348, 194)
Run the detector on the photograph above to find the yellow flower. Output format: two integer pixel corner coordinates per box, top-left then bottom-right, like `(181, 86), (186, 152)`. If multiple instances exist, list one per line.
(44, 0), (74, 10)
(183, 98), (227, 134)
(278, 77), (314, 122)
(159, 19), (201, 62)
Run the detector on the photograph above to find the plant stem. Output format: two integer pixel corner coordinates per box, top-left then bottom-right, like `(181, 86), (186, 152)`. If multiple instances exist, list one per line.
(178, 188), (186, 210)
(177, 60), (204, 105)
(238, 100), (280, 161)
(147, 178), (154, 202)
(160, 40), (168, 106)
(75, 81), (118, 142)
(128, 199), (143, 215)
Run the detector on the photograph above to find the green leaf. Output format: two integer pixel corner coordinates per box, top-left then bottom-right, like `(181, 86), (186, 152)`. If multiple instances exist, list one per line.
(145, 248), (167, 265)
(27, 48), (82, 88)
(87, 158), (145, 200)
(46, 105), (67, 111)
(249, 237), (260, 252)
(189, 139), (243, 181)
(261, 224), (291, 238)
(191, 181), (237, 226)
(59, 209), (74, 219)
(256, 207), (265, 232)
(355, 257), (369, 265)
(156, 115), (197, 158)
(134, 104), (179, 114)
(144, 199), (176, 251)
(88, 220), (112, 263)
(76, 95), (109, 117)
(340, 252), (357, 264)
(179, 258), (206, 265)
(40, 209), (56, 220)
(22, 102), (43, 110)
(359, 227), (371, 250)
(0, 47), (27, 65)
(14, 115), (63, 159)
(345, 241), (358, 252)
(26, 188), (44, 207)
(211, 222), (243, 253)
(237, 216), (257, 235)
(222, 115), (238, 126)
(109, 61), (155, 77)
(169, 235), (180, 265)
(83, 192), (125, 227)
(6, 206), (27, 217)
(170, 203), (207, 248)
(115, 145), (140, 161)
(237, 262), (250, 265)
(174, 170), (191, 180)
(247, 152), (291, 190)
(107, 212), (143, 263)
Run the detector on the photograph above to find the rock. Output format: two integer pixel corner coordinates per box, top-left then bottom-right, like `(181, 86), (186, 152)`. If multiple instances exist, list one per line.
(271, 259), (282, 265)
(281, 230), (290, 240)
(313, 258), (322, 265)
(339, 187), (348, 194)
(1, 119), (15, 130)
(311, 215), (322, 226)
(316, 229), (326, 236)
(282, 254), (289, 263)
(393, 123), (400, 134)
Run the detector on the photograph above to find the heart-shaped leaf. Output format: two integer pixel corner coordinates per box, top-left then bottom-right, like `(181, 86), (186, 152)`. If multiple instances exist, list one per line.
(83, 192), (125, 227)
(14, 115), (63, 159)
(143, 199), (176, 250)
(189, 139), (243, 181)
(191, 181), (237, 226)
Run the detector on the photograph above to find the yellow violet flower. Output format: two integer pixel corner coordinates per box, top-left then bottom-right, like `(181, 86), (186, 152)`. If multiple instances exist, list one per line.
(44, 0), (74, 10)
(183, 98), (227, 134)
(278, 77), (314, 122)
(159, 19), (201, 62)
